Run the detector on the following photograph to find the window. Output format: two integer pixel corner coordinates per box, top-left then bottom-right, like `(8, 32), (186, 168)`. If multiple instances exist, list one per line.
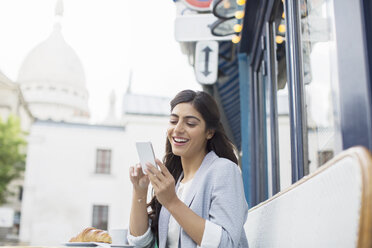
(14, 211), (21, 234)
(317, 149), (334, 166)
(300, 0), (341, 173)
(272, 7), (293, 191)
(92, 205), (109, 230)
(241, 0), (370, 207)
(95, 149), (111, 174)
(18, 186), (23, 201)
(276, 87), (292, 190)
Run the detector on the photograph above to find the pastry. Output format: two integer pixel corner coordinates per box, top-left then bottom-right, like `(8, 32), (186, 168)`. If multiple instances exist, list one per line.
(69, 227), (112, 243)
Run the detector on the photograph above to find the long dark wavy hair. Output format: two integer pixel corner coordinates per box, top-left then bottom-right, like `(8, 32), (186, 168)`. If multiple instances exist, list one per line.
(147, 89), (238, 242)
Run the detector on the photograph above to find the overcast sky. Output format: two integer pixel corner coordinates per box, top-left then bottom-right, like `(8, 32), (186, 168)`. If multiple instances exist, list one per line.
(0, 0), (201, 122)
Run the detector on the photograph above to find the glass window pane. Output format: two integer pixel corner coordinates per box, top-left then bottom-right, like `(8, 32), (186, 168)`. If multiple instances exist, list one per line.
(96, 149), (111, 174)
(92, 205), (109, 230)
(275, 9), (292, 190)
(265, 75), (273, 197)
(277, 85), (292, 190)
(300, 0), (341, 173)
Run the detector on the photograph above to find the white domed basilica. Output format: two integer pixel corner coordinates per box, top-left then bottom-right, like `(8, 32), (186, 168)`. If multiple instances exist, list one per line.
(17, 8), (89, 122)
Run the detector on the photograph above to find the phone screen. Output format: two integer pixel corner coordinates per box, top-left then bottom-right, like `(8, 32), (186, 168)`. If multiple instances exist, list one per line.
(135, 142), (157, 174)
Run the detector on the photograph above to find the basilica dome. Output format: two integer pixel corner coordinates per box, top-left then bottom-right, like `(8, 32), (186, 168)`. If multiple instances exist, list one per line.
(18, 24), (86, 90)
(17, 23), (90, 122)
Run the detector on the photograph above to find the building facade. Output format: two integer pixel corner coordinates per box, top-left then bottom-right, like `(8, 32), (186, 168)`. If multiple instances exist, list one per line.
(20, 114), (169, 245)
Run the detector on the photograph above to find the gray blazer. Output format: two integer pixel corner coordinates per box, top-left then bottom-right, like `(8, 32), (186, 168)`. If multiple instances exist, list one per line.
(158, 151), (249, 248)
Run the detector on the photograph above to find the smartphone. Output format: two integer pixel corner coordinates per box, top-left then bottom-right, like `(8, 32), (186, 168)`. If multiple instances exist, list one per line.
(135, 142), (158, 175)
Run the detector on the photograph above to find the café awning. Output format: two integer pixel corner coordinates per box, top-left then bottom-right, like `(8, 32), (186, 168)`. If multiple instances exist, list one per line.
(216, 41), (241, 150)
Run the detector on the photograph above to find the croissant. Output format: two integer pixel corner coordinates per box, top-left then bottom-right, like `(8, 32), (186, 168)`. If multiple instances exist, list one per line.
(69, 227), (112, 243)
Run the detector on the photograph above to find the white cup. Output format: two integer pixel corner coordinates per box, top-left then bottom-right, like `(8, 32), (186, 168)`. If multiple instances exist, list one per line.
(109, 228), (128, 245)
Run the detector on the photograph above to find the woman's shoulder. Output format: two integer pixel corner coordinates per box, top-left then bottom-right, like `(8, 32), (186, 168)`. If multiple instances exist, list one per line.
(207, 154), (241, 177)
(202, 154), (244, 191)
(212, 156), (237, 168)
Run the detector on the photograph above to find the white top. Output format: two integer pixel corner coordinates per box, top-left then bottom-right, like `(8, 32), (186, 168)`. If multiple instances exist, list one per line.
(127, 179), (222, 248)
(166, 179), (192, 248)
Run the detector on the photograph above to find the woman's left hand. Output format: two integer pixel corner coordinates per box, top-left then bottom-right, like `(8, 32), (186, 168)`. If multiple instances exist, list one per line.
(145, 159), (179, 208)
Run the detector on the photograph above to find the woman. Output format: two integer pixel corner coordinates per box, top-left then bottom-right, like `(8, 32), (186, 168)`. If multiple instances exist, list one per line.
(128, 90), (248, 248)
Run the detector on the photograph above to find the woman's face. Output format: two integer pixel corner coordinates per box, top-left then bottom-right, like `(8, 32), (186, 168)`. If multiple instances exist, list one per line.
(167, 102), (213, 159)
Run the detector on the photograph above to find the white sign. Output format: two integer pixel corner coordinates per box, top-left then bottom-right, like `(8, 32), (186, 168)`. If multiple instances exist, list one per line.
(0, 207), (14, 227)
(194, 41), (218, 85)
(174, 14), (234, 42)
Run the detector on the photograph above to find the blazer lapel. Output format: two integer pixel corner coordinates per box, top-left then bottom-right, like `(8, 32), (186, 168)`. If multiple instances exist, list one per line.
(182, 151), (218, 207)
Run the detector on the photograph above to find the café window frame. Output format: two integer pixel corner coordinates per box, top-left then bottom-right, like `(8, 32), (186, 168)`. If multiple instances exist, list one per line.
(241, 0), (307, 207)
(240, 0), (372, 208)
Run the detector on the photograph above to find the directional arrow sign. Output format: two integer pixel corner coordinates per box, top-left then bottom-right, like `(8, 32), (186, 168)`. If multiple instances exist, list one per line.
(202, 46), (212, 76)
(195, 41), (218, 85)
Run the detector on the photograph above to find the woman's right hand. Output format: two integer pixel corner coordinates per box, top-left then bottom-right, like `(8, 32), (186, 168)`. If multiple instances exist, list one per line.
(129, 163), (150, 192)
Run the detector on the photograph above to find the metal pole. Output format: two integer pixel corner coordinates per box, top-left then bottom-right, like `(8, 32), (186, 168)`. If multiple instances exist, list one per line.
(265, 22), (280, 194)
(283, 0), (308, 182)
(238, 53), (253, 206)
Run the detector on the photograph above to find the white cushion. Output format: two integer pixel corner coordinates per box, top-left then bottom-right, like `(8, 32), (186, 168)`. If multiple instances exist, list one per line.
(245, 156), (362, 248)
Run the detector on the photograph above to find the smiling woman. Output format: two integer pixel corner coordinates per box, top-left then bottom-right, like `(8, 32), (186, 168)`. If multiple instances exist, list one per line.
(128, 90), (249, 248)
(167, 102), (214, 165)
